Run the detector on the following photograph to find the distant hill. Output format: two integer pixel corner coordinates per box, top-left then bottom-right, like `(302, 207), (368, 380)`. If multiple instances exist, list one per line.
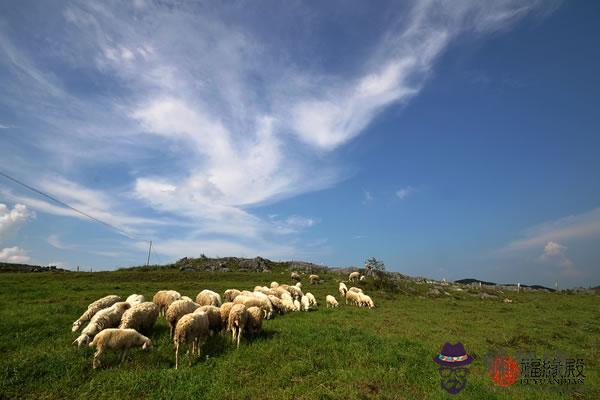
(0, 262), (70, 273)
(455, 278), (555, 292)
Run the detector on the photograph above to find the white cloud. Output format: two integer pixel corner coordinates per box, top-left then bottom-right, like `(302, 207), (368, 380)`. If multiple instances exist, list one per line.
(396, 186), (416, 200)
(284, 216), (317, 228)
(539, 241), (576, 273)
(0, 203), (35, 240)
(0, 124), (11, 129)
(0, 246), (30, 263)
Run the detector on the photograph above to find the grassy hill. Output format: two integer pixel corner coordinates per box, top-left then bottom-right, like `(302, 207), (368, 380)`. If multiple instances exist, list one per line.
(0, 268), (597, 399)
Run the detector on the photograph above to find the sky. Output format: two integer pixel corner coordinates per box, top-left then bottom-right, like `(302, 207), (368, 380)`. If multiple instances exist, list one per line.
(1, 0), (599, 288)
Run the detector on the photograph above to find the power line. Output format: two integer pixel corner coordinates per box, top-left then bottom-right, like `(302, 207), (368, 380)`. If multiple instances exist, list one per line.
(0, 170), (151, 246)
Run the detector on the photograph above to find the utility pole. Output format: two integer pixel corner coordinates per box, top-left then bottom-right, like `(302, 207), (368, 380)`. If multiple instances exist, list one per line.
(146, 240), (152, 266)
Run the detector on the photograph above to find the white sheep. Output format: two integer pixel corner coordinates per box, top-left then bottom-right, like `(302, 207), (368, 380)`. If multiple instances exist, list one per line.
(293, 299), (301, 312)
(295, 282), (302, 289)
(246, 306), (263, 337)
(349, 287), (363, 293)
(360, 275), (366, 281)
(227, 304), (248, 349)
(300, 295), (310, 311)
(73, 302), (131, 347)
(270, 281), (279, 288)
(72, 295), (121, 332)
(166, 299), (200, 338)
(308, 274), (320, 284)
(195, 289), (222, 307)
(152, 290), (181, 317)
(287, 286), (303, 300)
(125, 294), (145, 306)
(233, 294), (273, 319)
(173, 311), (210, 369)
(89, 328), (151, 369)
(339, 282), (348, 298)
(358, 293), (375, 308)
(345, 290), (361, 306)
(220, 302), (235, 330)
(348, 271), (361, 282)
(119, 302), (158, 333)
(195, 305), (221, 334)
(268, 295), (286, 315)
(281, 297), (297, 312)
(290, 271), (301, 281)
(224, 289), (241, 302)
(326, 295), (339, 308)
(305, 292), (317, 308)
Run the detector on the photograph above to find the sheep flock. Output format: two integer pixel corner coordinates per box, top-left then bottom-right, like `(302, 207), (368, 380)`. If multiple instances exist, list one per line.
(72, 271), (375, 369)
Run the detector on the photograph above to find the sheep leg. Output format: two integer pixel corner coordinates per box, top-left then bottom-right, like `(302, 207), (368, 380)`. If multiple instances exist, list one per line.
(93, 348), (102, 369)
(120, 349), (129, 364)
(236, 328), (242, 349)
(175, 342), (179, 370)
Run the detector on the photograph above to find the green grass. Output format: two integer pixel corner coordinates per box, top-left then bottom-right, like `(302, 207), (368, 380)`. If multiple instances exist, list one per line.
(0, 270), (597, 399)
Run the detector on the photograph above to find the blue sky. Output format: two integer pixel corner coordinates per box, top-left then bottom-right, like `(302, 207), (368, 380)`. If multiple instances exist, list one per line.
(1, 1), (599, 288)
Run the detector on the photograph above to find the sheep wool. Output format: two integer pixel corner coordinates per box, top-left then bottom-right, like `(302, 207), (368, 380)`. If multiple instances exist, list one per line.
(152, 290), (181, 317)
(223, 289), (241, 303)
(246, 306), (263, 337)
(195, 305), (221, 334)
(290, 271), (301, 281)
(338, 282), (348, 298)
(166, 299), (200, 338)
(125, 294), (145, 307)
(305, 292), (317, 307)
(72, 295), (122, 332)
(119, 302), (159, 333)
(308, 274), (320, 284)
(196, 289), (222, 307)
(293, 299), (301, 312)
(267, 295), (286, 315)
(349, 287), (363, 293)
(220, 302), (235, 330)
(89, 328), (151, 369)
(270, 281), (279, 288)
(74, 302), (131, 347)
(300, 295), (310, 312)
(349, 271), (361, 282)
(173, 311), (210, 369)
(227, 304), (248, 349)
(326, 295), (339, 308)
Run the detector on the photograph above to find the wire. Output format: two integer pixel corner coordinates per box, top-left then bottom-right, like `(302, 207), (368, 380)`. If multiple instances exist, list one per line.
(0, 170), (150, 243)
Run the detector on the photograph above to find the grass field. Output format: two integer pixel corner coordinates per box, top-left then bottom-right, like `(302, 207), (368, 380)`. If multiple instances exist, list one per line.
(0, 269), (598, 399)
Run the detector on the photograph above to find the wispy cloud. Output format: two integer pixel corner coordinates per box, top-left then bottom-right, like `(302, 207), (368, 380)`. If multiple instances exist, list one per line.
(363, 190), (374, 204)
(396, 186), (416, 200)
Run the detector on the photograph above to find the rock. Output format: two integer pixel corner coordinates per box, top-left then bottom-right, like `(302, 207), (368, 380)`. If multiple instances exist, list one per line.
(428, 288), (441, 297)
(480, 293), (499, 300)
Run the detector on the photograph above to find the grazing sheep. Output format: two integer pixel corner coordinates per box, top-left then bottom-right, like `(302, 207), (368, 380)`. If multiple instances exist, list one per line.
(195, 305), (221, 334)
(326, 295), (339, 308)
(173, 311), (210, 369)
(125, 294), (145, 307)
(287, 286), (304, 300)
(300, 295), (310, 311)
(246, 306), (263, 337)
(270, 281), (279, 288)
(295, 282), (302, 289)
(349, 287), (363, 293)
(305, 292), (317, 308)
(72, 295), (122, 332)
(166, 299), (200, 338)
(293, 299), (301, 312)
(119, 302), (158, 333)
(268, 295), (286, 315)
(89, 328), (151, 369)
(152, 290), (181, 317)
(233, 295), (273, 319)
(180, 296), (194, 302)
(74, 302), (131, 347)
(195, 290), (222, 307)
(345, 290), (360, 306)
(290, 271), (301, 281)
(349, 271), (361, 282)
(281, 297), (297, 312)
(339, 282), (348, 298)
(309, 274), (320, 284)
(360, 275), (366, 281)
(227, 304), (248, 349)
(503, 298), (513, 304)
(357, 293), (375, 308)
(220, 302), (235, 330)
(280, 291), (293, 301)
(279, 284), (290, 290)
(224, 289), (241, 302)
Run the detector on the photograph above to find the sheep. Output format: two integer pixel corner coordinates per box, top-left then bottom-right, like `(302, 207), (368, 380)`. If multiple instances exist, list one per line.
(73, 302), (131, 347)
(125, 294), (145, 307)
(246, 306), (263, 337)
(349, 287), (363, 293)
(349, 271), (361, 282)
(166, 299), (200, 338)
(224, 289), (241, 302)
(305, 292), (317, 308)
(119, 302), (159, 333)
(255, 287), (278, 297)
(254, 285), (268, 292)
(345, 290), (361, 306)
(72, 295), (121, 332)
(173, 311), (210, 369)
(300, 295), (310, 311)
(273, 287), (289, 298)
(233, 295), (273, 319)
(152, 290), (181, 317)
(295, 282), (302, 289)
(287, 286), (303, 300)
(195, 305), (221, 334)
(357, 293), (375, 308)
(268, 295), (286, 315)
(180, 296), (194, 302)
(309, 274), (320, 284)
(290, 271), (301, 281)
(220, 302), (235, 330)
(270, 281), (279, 288)
(89, 328), (151, 369)
(339, 282), (348, 298)
(360, 275), (366, 281)
(195, 289), (222, 307)
(326, 295), (339, 308)
(281, 297), (297, 312)
(227, 304), (248, 349)
(279, 284), (290, 290)
(293, 299), (301, 312)
(280, 291), (293, 301)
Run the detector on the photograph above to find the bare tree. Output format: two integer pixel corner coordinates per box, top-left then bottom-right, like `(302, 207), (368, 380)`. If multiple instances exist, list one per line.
(364, 257), (385, 278)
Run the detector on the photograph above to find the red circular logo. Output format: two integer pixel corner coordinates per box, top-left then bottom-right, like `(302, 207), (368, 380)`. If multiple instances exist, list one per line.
(488, 356), (520, 387)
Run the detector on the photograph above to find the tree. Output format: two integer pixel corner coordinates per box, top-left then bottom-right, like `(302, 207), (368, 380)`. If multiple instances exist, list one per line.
(364, 257), (385, 278)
